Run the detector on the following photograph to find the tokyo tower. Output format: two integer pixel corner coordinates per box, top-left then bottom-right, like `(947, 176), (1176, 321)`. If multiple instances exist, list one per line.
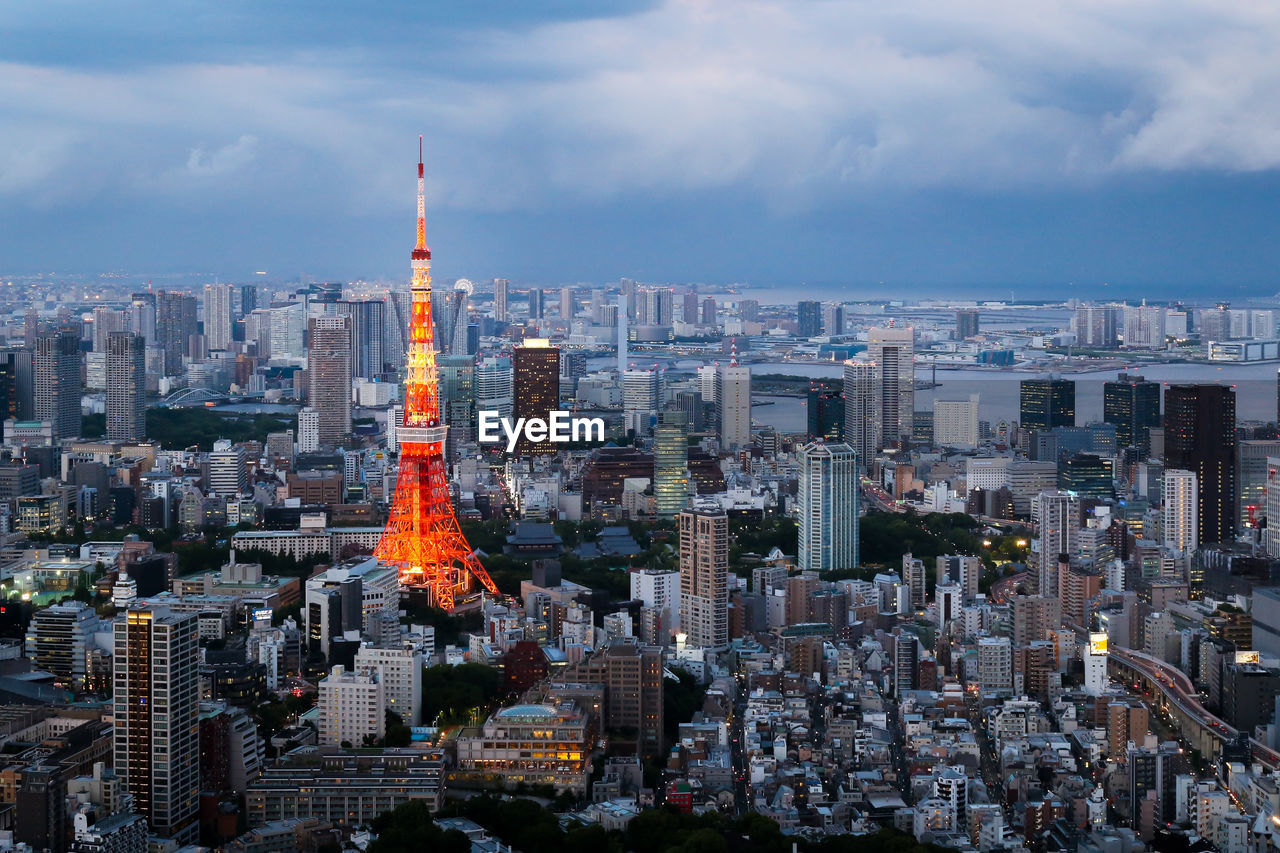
(375, 138), (498, 610)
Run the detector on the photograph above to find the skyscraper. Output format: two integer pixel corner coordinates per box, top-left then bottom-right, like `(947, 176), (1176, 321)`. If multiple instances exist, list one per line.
(1034, 490), (1078, 597)
(955, 308), (980, 340)
(113, 605), (199, 842)
(307, 315), (353, 449)
(716, 361), (751, 451)
(653, 416), (689, 518)
(1103, 373), (1161, 453)
(34, 327), (81, 441)
(476, 356), (514, 422)
(130, 291), (157, 345)
(797, 441), (859, 572)
(511, 339), (561, 456)
(438, 355), (476, 459)
(493, 278), (509, 322)
(797, 301), (822, 338)
(91, 306), (125, 352)
(842, 360), (881, 467)
(203, 283), (235, 353)
(1165, 384), (1237, 544)
(679, 507), (728, 652)
(623, 369), (660, 436)
(527, 288), (544, 320)
(806, 381), (844, 442)
(337, 299), (387, 379)
(1074, 304), (1119, 348)
(867, 326), (915, 445)
(560, 287), (574, 320)
(105, 332), (145, 442)
(156, 291), (197, 375)
(1020, 378), (1076, 432)
(1162, 469), (1198, 554)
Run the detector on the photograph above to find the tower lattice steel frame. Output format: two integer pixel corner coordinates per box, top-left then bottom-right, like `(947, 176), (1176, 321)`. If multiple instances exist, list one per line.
(375, 139), (497, 610)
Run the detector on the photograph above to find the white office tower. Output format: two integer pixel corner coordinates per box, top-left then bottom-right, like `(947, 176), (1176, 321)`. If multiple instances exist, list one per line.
(1033, 490), (1079, 596)
(842, 360), (881, 467)
(1162, 469), (1199, 555)
(716, 362), (751, 451)
(630, 567), (681, 645)
(867, 326), (915, 445)
(679, 507), (729, 652)
(1083, 635), (1109, 696)
(475, 356), (514, 421)
(797, 442), (860, 572)
(353, 644), (423, 725)
(297, 408), (320, 453)
(936, 583), (963, 628)
(113, 605), (199, 842)
(203, 282), (235, 353)
(933, 394), (980, 448)
(318, 664), (386, 746)
(386, 405), (403, 454)
(697, 365), (718, 405)
(208, 439), (247, 497)
(623, 369), (661, 436)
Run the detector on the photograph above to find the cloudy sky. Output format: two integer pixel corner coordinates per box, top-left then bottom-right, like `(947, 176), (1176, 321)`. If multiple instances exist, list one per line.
(4, 0), (1280, 295)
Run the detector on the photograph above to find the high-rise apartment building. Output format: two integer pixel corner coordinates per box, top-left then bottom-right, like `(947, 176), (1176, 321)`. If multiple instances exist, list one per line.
(106, 332), (146, 442)
(842, 360), (880, 466)
(1074, 304), (1119, 348)
(797, 301), (822, 338)
(527, 288), (544, 320)
(113, 605), (199, 842)
(25, 601), (100, 689)
(955, 308), (980, 340)
(91, 306), (126, 352)
(653, 417), (689, 518)
(1034, 490), (1079, 596)
(1012, 595), (1062, 646)
(1103, 373), (1161, 453)
(716, 362), (751, 451)
(1020, 378), (1076, 432)
(571, 642), (665, 757)
(353, 644), (423, 726)
(1123, 303), (1167, 348)
(1162, 469), (1198, 554)
(867, 326), (914, 445)
(560, 287), (574, 320)
(317, 665), (385, 746)
(511, 339), (561, 456)
(34, 327), (81, 441)
(630, 568), (680, 644)
(307, 316), (353, 449)
(203, 283), (235, 353)
(679, 508), (729, 652)
(130, 291), (157, 345)
(797, 442), (859, 573)
(1164, 384), (1236, 545)
(493, 278), (509, 322)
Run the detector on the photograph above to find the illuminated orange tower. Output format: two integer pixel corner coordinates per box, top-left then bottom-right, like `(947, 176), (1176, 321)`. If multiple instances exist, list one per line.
(376, 138), (497, 610)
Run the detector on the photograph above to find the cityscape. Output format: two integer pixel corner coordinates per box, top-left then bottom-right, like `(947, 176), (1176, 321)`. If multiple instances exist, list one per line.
(9, 2), (1280, 853)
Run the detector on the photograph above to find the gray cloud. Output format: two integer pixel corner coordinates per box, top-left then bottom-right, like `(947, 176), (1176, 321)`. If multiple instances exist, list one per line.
(3, 0), (1280, 217)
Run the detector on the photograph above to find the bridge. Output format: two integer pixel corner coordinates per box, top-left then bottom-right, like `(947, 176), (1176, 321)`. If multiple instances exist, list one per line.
(1107, 646), (1280, 769)
(159, 387), (230, 408)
